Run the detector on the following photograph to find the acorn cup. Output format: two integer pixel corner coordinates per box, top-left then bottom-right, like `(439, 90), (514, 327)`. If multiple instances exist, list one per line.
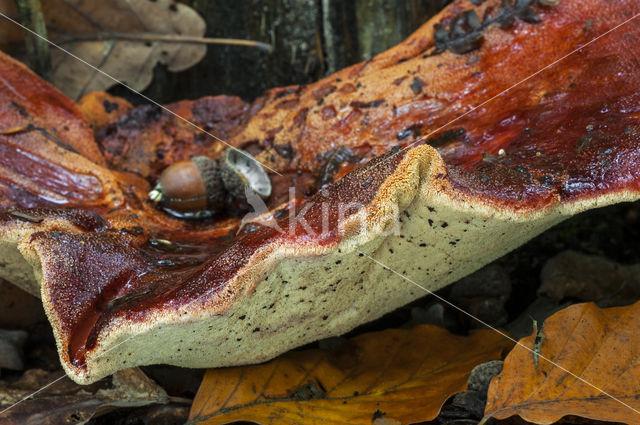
(220, 148), (272, 201)
(148, 148), (271, 217)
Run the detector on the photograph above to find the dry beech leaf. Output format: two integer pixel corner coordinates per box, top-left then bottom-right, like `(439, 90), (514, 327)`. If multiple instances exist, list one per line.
(0, 0), (206, 99)
(0, 367), (168, 425)
(188, 325), (512, 425)
(484, 301), (640, 424)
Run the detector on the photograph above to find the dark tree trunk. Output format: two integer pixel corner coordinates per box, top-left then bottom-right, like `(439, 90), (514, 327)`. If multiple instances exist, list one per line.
(112, 0), (452, 104)
(13, 0), (51, 80)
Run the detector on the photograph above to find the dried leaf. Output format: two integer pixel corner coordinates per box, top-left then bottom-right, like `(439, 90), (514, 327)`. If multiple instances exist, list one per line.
(0, 367), (168, 425)
(188, 325), (512, 425)
(484, 301), (640, 424)
(0, 0), (206, 99)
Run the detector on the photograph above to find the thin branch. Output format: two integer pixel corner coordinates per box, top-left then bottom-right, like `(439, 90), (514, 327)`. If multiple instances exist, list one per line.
(13, 0), (51, 79)
(56, 32), (273, 52)
(168, 396), (193, 405)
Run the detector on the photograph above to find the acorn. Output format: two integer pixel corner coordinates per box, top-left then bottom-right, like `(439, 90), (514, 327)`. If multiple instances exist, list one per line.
(149, 155), (225, 216)
(148, 149), (271, 217)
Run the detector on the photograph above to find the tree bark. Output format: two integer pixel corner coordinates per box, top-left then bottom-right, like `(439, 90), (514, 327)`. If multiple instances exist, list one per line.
(354, 0), (452, 61)
(114, 0), (452, 104)
(13, 0), (51, 80)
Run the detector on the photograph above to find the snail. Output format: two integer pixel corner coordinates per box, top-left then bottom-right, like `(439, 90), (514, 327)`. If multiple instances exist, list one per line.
(149, 148), (271, 218)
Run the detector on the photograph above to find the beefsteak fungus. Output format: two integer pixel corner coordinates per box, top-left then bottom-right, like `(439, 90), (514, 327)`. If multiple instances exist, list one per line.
(0, 0), (639, 384)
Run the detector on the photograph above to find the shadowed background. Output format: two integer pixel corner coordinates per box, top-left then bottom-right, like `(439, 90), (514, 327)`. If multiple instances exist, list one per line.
(110, 0), (452, 103)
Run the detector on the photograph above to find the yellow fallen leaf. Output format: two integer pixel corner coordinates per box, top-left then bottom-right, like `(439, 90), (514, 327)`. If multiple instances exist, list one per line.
(188, 325), (512, 425)
(484, 301), (640, 424)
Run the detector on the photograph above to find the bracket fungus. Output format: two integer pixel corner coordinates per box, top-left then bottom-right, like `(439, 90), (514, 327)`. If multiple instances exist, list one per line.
(0, 0), (639, 384)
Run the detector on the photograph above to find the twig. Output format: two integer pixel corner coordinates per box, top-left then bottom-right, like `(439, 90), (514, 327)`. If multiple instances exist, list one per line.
(13, 0), (51, 79)
(168, 396), (193, 405)
(56, 32), (273, 52)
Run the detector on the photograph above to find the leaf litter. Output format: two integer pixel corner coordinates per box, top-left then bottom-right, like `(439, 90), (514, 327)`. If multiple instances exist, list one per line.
(0, 0), (207, 99)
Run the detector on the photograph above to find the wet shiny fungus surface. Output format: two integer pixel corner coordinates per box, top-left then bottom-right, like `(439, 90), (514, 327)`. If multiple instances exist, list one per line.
(51, 149), (404, 367)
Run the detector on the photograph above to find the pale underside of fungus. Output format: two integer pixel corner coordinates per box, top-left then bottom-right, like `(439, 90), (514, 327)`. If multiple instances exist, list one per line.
(0, 0), (639, 384)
